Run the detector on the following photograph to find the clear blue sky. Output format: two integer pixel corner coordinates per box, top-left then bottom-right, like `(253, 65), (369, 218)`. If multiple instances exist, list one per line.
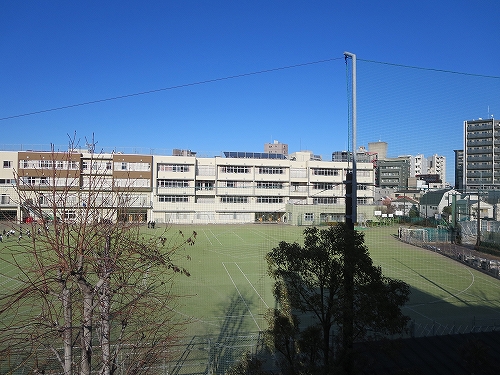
(1, 1), (500, 174)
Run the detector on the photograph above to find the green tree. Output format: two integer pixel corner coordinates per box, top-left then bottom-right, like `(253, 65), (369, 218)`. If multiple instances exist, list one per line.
(265, 224), (410, 375)
(408, 204), (419, 218)
(442, 205), (452, 222)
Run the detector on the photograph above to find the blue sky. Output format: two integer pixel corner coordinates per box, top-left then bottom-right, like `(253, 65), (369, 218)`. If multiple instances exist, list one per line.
(1, 1), (500, 182)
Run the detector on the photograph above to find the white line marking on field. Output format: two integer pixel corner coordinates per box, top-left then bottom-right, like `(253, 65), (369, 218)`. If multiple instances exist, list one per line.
(235, 262), (269, 308)
(222, 262), (261, 330)
(231, 231), (244, 241)
(209, 228), (223, 245)
(201, 229), (213, 246)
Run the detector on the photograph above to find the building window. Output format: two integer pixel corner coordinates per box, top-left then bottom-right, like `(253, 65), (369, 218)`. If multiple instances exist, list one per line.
(195, 181), (214, 190)
(158, 164), (190, 172)
(312, 168), (339, 176)
(220, 196), (248, 203)
(3, 161), (11, 168)
(313, 183), (334, 190)
(256, 181), (283, 189)
(40, 177), (49, 185)
(258, 167), (284, 174)
(220, 166), (249, 174)
(121, 162), (128, 170)
(64, 210), (76, 220)
(256, 197), (283, 204)
(39, 160), (53, 169)
(157, 179), (189, 188)
(304, 213), (314, 222)
(313, 197), (337, 205)
(358, 197), (368, 205)
(158, 195), (189, 202)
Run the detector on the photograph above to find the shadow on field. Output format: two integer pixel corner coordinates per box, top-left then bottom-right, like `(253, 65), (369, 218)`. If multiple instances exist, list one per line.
(207, 290), (259, 374)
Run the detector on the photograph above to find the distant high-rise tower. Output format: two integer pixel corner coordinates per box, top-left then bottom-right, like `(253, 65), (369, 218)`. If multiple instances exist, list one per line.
(464, 118), (500, 191)
(264, 140), (288, 155)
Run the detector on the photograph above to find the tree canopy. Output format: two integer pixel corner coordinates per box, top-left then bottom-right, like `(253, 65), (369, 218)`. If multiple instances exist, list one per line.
(264, 224), (410, 375)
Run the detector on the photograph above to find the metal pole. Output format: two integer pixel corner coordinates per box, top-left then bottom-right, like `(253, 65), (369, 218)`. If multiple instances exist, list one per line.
(344, 51), (357, 227)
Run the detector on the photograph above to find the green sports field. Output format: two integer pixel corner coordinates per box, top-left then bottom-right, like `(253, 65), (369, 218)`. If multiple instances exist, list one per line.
(2, 223), (500, 339)
(160, 224), (500, 338)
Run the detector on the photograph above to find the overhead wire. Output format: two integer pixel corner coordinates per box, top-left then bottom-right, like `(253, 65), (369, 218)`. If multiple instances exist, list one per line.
(358, 59), (500, 79)
(0, 57), (344, 121)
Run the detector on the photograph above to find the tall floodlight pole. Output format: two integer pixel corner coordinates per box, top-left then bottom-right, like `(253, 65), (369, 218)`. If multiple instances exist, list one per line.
(344, 51), (357, 230)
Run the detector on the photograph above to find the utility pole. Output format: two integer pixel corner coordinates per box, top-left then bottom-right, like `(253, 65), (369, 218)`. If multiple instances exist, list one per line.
(476, 172), (483, 248)
(343, 51), (356, 375)
(344, 51), (357, 230)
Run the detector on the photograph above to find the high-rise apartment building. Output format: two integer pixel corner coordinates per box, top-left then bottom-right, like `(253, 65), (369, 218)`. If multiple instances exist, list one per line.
(463, 118), (500, 191)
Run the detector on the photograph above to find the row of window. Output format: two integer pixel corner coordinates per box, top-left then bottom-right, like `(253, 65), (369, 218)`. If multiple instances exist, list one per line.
(312, 168), (340, 176)
(156, 164), (372, 179)
(82, 161), (112, 171)
(155, 180), (375, 192)
(116, 162), (151, 171)
(220, 166), (250, 174)
(258, 167), (284, 174)
(20, 160), (79, 170)
(158, 164), (190, 172)
(156, 195), (370, 205)
(158, 179), (189, 188)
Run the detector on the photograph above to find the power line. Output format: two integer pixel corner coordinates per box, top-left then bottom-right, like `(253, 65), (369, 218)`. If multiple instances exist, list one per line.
(0, 57), (344, 121)
(358, 58), (500, 79)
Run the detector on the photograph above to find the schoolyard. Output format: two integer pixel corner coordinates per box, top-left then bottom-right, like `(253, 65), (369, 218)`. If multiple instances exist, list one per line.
(2, 222), (500, 339)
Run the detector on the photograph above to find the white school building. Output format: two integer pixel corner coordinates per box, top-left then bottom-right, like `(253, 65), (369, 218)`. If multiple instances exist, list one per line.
(0, 148), (377, 225)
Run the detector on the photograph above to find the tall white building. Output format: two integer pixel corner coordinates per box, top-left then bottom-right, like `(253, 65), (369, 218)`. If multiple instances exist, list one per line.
(426, 154), (446, 183)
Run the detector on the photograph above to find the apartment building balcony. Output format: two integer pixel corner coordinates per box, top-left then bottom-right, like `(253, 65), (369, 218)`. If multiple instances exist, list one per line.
(466, 148), (493, 155)
(466, 139), (493, 146)
(467, 155), (493, 162)
(467, 123), (493, 131)
(467, 161), (492, 171)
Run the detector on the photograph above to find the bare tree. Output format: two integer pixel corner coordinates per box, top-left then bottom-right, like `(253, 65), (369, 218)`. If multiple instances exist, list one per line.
(0, 141), (195, 375)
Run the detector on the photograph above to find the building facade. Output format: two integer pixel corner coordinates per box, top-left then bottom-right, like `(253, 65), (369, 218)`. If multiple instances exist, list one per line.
(454, 149), (464, 191)
(0, 149), (376, 225)
(463, 118), (500, 191)
(375, 158), (411, 189)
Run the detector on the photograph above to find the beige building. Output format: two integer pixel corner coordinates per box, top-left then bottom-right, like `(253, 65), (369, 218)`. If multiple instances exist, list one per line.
(0, 149), (376, 225)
